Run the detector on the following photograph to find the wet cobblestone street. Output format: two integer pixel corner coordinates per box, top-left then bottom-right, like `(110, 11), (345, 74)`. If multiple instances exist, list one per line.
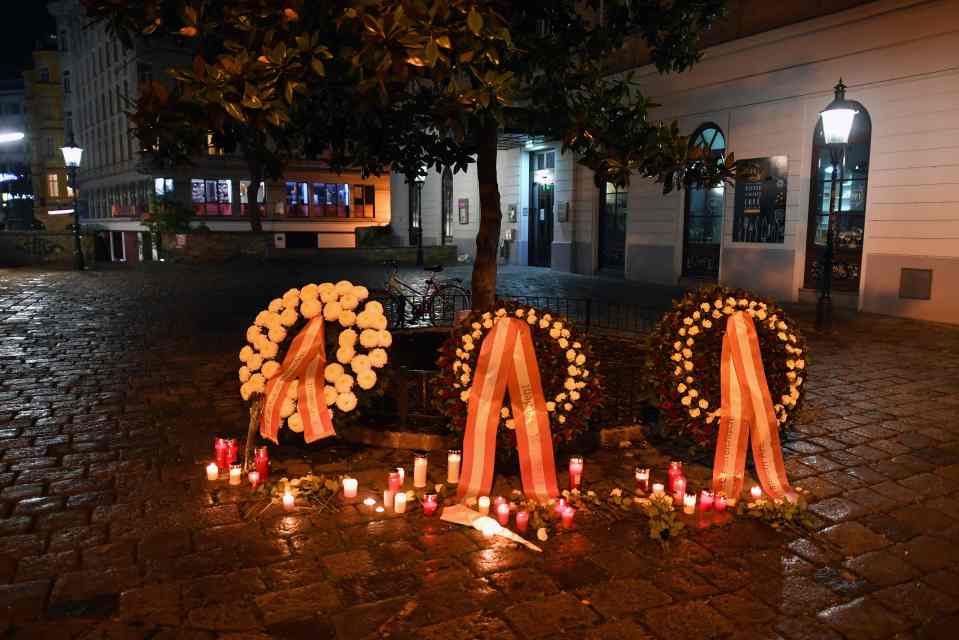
(0, 263), (958, 639)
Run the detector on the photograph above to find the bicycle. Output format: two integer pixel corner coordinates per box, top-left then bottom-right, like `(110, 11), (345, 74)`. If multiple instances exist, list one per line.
(382, 260), (471, 327)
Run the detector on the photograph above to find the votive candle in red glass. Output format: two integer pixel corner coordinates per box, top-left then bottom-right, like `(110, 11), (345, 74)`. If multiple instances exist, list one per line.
(214, 437), (228, 468)
(423, 494), (438, 517)
(554, 497), (567, 517)
(635, 467), (650, 493)
(699, 490), (714, 511)
(714, 495), (728, 512)
(226, 439), (239, 465)
(493, 496), (507, 509)
(515, 510), (529, 533)
(569, 456), (584, 490)
(388, 471), (401, 494)
(496, 502), (510, 526)
(673, 476), (687, 505)
(254, 446), (269, 482)
(668, 461), (683, 494)
(561, 506), (575, 529)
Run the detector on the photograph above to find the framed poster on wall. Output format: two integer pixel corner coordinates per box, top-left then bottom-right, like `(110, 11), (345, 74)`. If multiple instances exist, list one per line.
(732, 156), (788, 243)
(458, 198), (469, 225)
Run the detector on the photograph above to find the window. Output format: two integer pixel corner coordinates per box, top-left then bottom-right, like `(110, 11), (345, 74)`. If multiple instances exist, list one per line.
(239, 180), (266, 215)
(63, 71), (71, 94)
(682, 123), (726, 279)
(352, 185), (376, 218)
(206, 132), (223, 156)
(535, 151), (555, 171)
(47, 173), (59, 198)
(154, 177), (174, 196)
(191, 178), (232, 215)
(310, 183), (347, 217)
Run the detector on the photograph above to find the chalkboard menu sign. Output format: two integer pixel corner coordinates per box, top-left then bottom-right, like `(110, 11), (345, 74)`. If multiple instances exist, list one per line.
(732, 156), (788, 244)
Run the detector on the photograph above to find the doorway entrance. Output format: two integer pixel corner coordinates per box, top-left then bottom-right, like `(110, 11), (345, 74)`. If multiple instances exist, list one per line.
(599, 183), (627, 272)
(529, 150), (555, 267)
(682, 124), (726, 280)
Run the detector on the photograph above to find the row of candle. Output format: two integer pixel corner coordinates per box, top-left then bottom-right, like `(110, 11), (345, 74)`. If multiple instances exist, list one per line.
(635, 461), (765, 513)
(209, 440), (270, 484)
(476, 495), (575, 530)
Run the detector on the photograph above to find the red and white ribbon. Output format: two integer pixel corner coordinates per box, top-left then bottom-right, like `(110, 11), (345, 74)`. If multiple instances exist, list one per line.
(260, 317), (335, 444)
(457, 318), (559, 503)
(712, 311), (794, 500)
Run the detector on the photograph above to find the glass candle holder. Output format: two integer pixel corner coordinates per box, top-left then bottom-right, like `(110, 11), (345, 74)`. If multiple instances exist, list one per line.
(388, 471), (401, 494)
(254, 446), (269, 482)
(342, 477), (358, 498)
(561, 506), (575, 529)
(668, 461), (683, 494)
(496, 502), (510, 526)
(413, 454), (428, 488)
(478, 496), (491, 515)
(699, 490), (714, 511)
(422, 494), (438, 517)
(683, 493), (696, 514)
(515, 510), (529, 533)
(635, 467), (650, 493)
(206, 462), (219, 481)
(652, 483), (665, 497)
(229, 464), (242, 486)
(447, 450), (461, 484)
(715, 495), (728, 512)
(569, 456), (584, 490)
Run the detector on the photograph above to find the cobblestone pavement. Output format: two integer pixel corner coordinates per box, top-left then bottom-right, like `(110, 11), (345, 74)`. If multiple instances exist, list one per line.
(1, 263), (958, 639)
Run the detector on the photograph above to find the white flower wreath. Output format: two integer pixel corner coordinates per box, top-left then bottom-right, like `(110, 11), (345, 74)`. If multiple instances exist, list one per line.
(670, 297), (805, 427)
(237, 280), (391, 433)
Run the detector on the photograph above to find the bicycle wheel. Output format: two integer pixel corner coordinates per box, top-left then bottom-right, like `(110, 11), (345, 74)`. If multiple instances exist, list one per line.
(428, 285), (471, 326)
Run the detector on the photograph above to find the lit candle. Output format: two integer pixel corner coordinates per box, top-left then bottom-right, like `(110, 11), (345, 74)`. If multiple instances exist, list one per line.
(363, 497), (376, 510)
(375, 505), (385, 513)
(554, 497), (567, 516)
(342, 477), (358, 498)
(413, 454), (428, 488)
(668, 461), (683, 494)
(214, 438), (228, 469)
(673, 476), (686, 504)
(496, 502), (510, 526)
(422, 494), (438, 517)
(652, 483), (665, 497)
(699, 490), (714, 511)
(447, 450), (461, 484)
(635, 467), (650, 493)
(569, 456), (584, 490)
(229, 464), (242, 486)
(206, 462), (219, 481)
(683, 493), (696, 514)
(750, 485), (762, 500)
(715, 495), (727, 512)
(388, 471), (401, 494)
(383, 489), (394, 511)
(478, 496), (490, 515)
(493, 496), (506, 509)
(395, 467), (405, 487)
(394, 492), (407, 514)
(255, 446), (269, 482)
(561, 506), (575, 529)
(282, 491), (294, 510)
(248, 470), (260, 487)
(515, 510), (529, 533)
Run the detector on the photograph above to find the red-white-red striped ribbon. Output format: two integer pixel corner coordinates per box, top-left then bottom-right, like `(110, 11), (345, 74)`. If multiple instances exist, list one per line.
(456, 318), (559, 503)
(712, 311), (794, 500)
(260, 316), (335, 444)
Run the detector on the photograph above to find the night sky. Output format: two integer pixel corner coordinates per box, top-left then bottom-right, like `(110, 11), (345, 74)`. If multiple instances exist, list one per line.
(0, 2), (57, 80)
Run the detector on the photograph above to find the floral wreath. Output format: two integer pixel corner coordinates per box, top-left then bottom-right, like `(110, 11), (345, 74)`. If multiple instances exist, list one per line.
(646, 285), (807, 449)
(237, 280), (391, 434)
(434, 301), (602, 454)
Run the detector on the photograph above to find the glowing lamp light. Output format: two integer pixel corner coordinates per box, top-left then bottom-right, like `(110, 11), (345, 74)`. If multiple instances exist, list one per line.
(0, 132), (25, 144)
(60, 135), (84, 168)
(820, 79), (858, 146)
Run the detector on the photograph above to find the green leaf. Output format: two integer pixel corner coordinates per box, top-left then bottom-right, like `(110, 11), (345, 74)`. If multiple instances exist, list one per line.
(223, 102), (247, 123)
(310, 58), (326, 76)
(467, 8), (483, 35)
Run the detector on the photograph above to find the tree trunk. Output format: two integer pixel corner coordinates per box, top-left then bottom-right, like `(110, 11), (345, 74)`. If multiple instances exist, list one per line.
(470, 118), (502, 310)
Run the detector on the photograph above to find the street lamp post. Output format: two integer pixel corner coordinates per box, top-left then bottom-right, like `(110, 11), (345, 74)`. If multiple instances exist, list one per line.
(60, 134), (84, 271)
(816, 80), (858, 330)
(413, 169), (427, 267)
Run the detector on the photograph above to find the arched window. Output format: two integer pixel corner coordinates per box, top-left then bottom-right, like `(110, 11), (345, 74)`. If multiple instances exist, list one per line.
(441, 167), (453, 243)
(803, 95), (871, 291)
(682, 123), (726, 279)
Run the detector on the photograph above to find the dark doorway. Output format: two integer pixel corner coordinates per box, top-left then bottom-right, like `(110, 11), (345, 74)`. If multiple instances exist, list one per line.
(682, 123), (726, 280)
(529, 150), (555, 267)
(599, 182), (627, 271)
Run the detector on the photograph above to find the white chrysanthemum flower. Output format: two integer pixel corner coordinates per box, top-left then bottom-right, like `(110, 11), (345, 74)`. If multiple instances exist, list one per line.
(268, 298), (284, 313)
(370, 348), (388, 368)
(570, 390), (580, 401)
(575, 354), (586, 366)
(339, 329), (358, 348)
(678, 383), (687, 393)
(288, 412), (304, 432)
(300, 283), (319, 300)
(460, 389), (470, 402)
(565, 349), (576, 362)
(796, 359), (805, 369)
(546, 401), (556, 412)
(259, 340), (278, 360)
(268, 326), (287, 344)
(357, 369), (377, 390)
(371, 314), (388, 331)
(320, 289), (338, 304)
(690, 408), (701, 417)
(335, 280), (354, 296)
(377, 330), (392, 348)
(280, 397), (296, 418)
(339, 293), (359, 311)
(324, 385), (338, 405)
(564, 402), (572, 411)
(324, 363), (345, 382)
(359, 329), (379, 349)
(262, 360), (281, 379)
(336, 346), (355, 364)
(336, 392), (358, 412)
(351, 354), (372, 373)
(688, 326), (700, 336)
(249, 373), (266, 393)
(354, 310), (372, 329)
(699, 399), (709, 409)
(279, 308), (298, 327)
(460, 373), (470, 385)
(505, 419), (516, 429)
(526, 314), (537, 325)
(338, 310), (357, 327)
(671, 353), (682, 363)
(300, 298), (322, 319)
(239, 366), (251, 383)
(323, 302), (342, 322)
(239, 345), (254, 363)
(246, 325), (262, 343)
(703, 320), (713, 329)
(335, 374), (354, 393)
(538, 318), (550, 329)
(567, 365), (579, 377)
(683, 361), (694, 372)
(286, 380), (299, 399)
(559, 338), (569, 349)
(318, 282), (335, 295)
(564, 378), (576, 390)
(353, 286), (369, 301)
(756, 310), (767, 320)
(681, 395), (692, 406)
(549, 328), (561, 339)
(558, 415), (567, 424)
(281, 291), (300, 310)
(240, 382), (253, 401)
(693, 311), (701, 320)
(247, 354), (264, 372)
(255, 311), (272, 327)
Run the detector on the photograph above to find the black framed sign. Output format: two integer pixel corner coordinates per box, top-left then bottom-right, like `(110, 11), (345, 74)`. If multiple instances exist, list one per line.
(732, 156), (788, 244)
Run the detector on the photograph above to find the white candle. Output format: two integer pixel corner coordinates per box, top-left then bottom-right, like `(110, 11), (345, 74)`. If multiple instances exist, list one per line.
(478, 496), (490, 515)
(362, 497), (376, 509)
(384, 489), (394, 511)
(396, 467), (405, 486)
(248, 471), (260, 486)
(206, 462), (219, 481)
(413, 454), (428, 488)
(683, 493), (696, 514)
(229, 464), (242, 486)
(750, 485), (762, 500)
(447, 450), (461, 484)
(394, 492), (407, 514)
(652, 483), (665, 496)
(343, 477), (358, 498)
(282, 491), (294, 510)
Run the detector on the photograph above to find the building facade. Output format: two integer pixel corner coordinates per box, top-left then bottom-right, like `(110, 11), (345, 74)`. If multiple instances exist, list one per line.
(0, 77), (32, 230)
(49, 0), (392, 263)
(24, 40), (73, 231)
(396, 0), (959, 324)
